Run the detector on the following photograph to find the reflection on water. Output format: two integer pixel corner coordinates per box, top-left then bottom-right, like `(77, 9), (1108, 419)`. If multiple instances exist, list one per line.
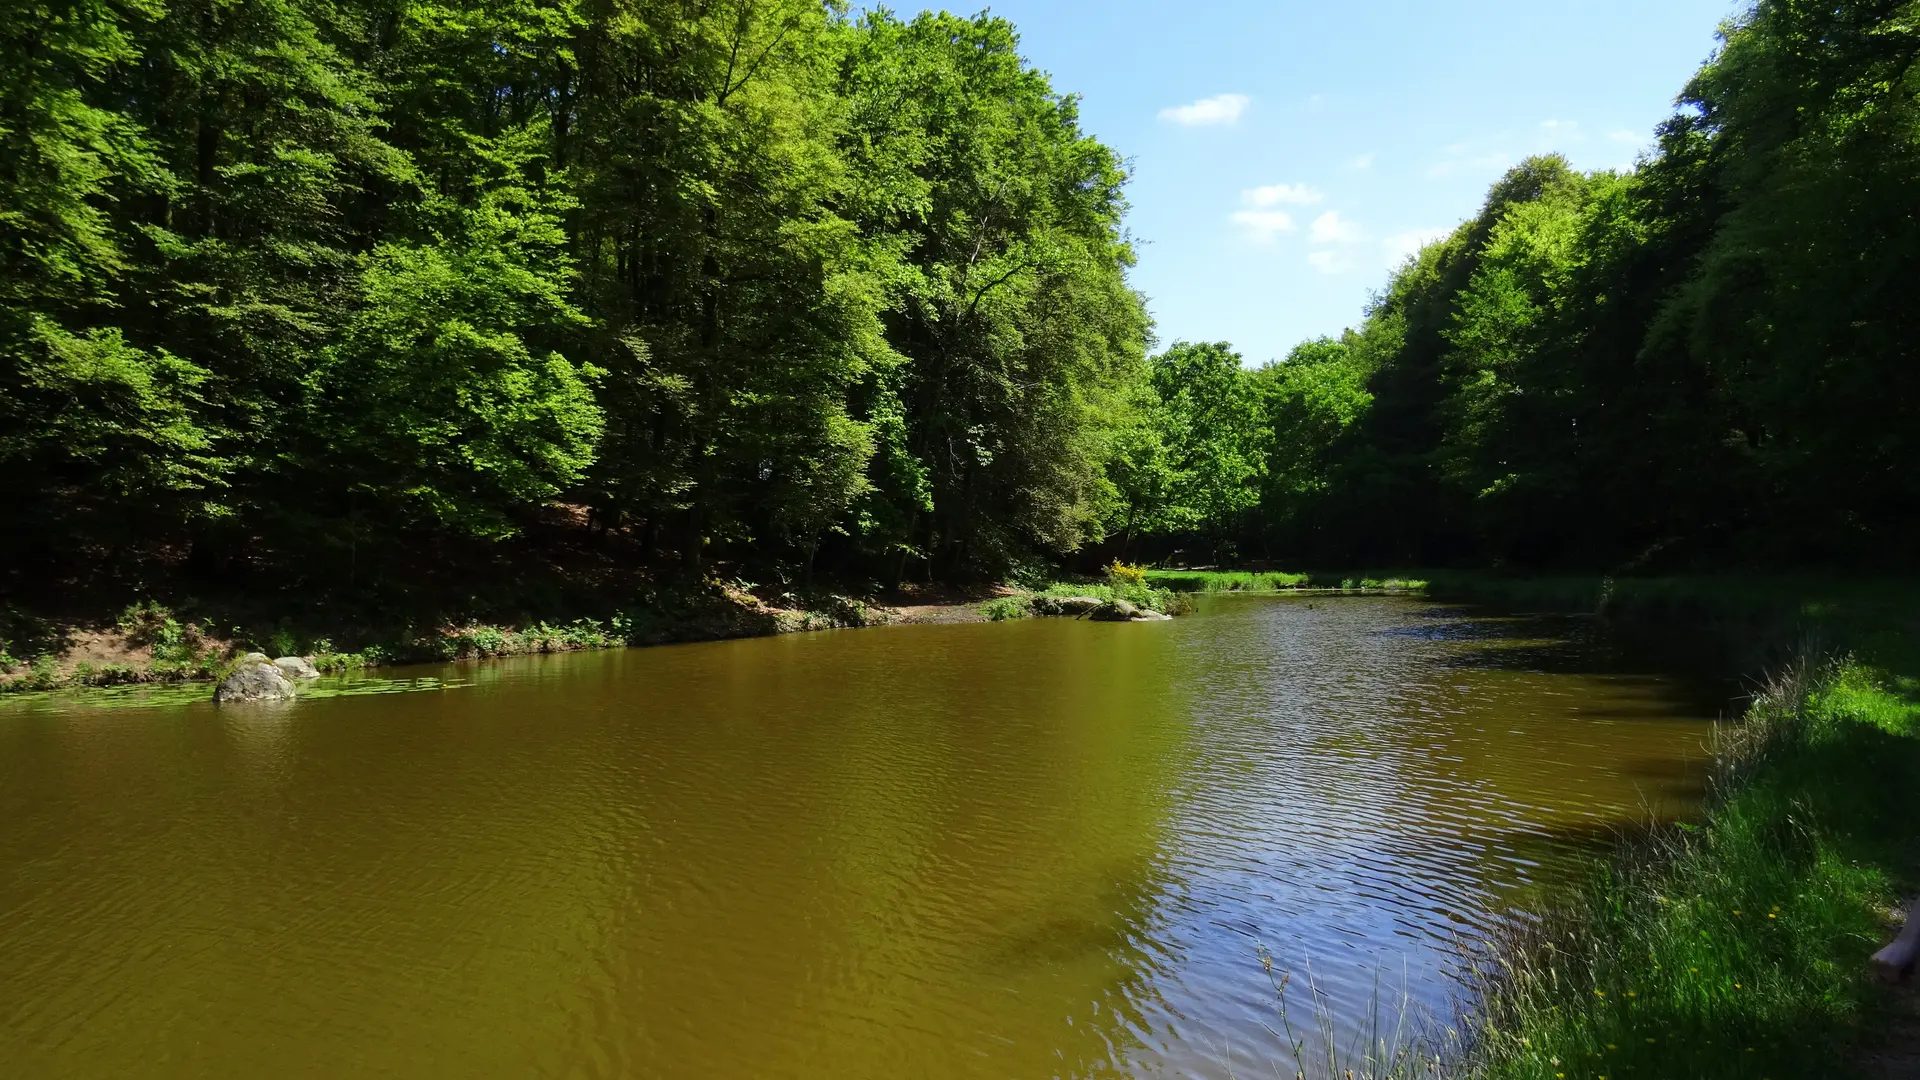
(0, 597), (1719, 1078)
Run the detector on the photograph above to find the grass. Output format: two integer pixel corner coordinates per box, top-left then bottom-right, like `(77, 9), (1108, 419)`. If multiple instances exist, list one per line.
(0, 580), (887, 694)
(1145, 569), (1429, 594)
(981, 573), (1198, 621)
(1249, 952), (1454, 1080)
(1460, 655), (1920, 1080)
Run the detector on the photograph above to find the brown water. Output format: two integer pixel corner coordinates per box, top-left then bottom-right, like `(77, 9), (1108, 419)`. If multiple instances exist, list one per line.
(0, 596), (1720, 1078)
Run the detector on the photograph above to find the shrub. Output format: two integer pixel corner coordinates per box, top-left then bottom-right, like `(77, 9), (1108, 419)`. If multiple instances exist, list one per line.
(982, 596), (1034, 621)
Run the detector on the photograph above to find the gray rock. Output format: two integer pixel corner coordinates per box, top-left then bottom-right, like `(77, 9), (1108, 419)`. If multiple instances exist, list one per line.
(1089, 599), (1173, 622)
(1032, 595), (1105, 617)
(273, 656), (321, 680)
(214, 656), (297, 703)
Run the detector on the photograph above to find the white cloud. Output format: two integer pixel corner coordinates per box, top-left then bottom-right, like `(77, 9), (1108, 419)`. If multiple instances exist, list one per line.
(1349, 153), (1375, 170)
(1539, 119), (1582, 138)
(1382, 227), (1452, 267)
(1232, 210), (1296, 243)
(1307, 250), (1356, 275)
(1244, 183), (1323, 208)
(1608, 129), (1643, 145)
(1309, 211), (1365, 245)
(1159, 93), (1250, 127)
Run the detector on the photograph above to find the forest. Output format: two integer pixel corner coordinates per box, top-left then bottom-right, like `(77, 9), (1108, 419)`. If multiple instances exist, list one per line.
(3, 0), (1916, 616)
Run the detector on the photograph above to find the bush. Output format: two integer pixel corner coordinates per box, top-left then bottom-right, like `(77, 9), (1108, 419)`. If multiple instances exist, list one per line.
(982, 596), (1034, 621)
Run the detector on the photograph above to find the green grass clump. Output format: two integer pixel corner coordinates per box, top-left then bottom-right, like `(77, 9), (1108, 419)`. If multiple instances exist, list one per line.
(439, 616), (631, 659)
(982, 576), (1194, 620)
(981, 596), (1033, 621)
(1037, 580), (1190, 615)
(1146, 569), (1313, 593)
(1468, 659), (1920, 1080)
(1143, 569), (1428, 594)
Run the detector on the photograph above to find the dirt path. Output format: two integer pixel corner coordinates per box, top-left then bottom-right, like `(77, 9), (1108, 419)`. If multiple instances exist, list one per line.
(1860, 987), (1920, 1079)
(1861, 902), (1920, 1080)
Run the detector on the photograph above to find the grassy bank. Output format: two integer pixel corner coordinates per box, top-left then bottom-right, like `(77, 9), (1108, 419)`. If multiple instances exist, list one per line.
(1462, 655), (1920, 1080)
(1144, 569), (1429, 594)
(981, 562), (1199, 620)
(0, 581), (887, 695)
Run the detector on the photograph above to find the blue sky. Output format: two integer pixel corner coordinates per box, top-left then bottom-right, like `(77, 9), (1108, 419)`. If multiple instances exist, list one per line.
(953, 0), (1742, 364)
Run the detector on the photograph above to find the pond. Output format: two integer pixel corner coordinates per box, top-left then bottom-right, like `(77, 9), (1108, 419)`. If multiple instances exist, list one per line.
(0, 596), (1723, 1078)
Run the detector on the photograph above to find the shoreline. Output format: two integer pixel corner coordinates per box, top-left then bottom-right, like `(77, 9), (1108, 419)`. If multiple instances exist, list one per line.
(0, 590), (1005, 699)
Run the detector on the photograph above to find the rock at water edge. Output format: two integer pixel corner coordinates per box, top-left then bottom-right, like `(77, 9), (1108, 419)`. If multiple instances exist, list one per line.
(274, 656), (321, 680)
(215, 656), (297, 703)
(1088, 599), (1143, 622)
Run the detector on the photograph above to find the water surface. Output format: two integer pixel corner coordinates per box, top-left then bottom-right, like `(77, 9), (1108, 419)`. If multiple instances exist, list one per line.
(0, 596), (1720, 1077)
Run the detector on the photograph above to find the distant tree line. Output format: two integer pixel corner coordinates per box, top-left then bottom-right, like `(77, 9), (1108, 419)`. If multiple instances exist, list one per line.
(2, 0), (1913, 604)
(1124, 0), (1919, 571)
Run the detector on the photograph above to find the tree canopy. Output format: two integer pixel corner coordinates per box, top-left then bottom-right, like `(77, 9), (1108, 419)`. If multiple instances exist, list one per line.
(1118, 0), (1920, 572)
(0, 0), (1149, 597)
(2, 0), (1915, 605)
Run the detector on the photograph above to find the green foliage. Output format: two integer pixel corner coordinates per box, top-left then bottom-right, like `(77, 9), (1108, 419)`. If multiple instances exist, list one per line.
(839, 11), (1150, 578)
(1034, 579), (1185, 615)
(1250, 336), (1372, 542)
(0, 0), (1148, 594)
(1098, 2), (1919, 572)
(1471, 659), (1920, 1080)
(1110, 342), (1264, 559)
(980, 596), (1033, 622)
(310, 187), (604, 540)
(118, 601), (209, 665)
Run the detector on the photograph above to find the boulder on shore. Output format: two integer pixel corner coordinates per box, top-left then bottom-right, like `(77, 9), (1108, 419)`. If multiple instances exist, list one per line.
(273, 656), (321, 680)
(1033, 595), (1105, 617)
(1088, 599), (1172, 622)
(214, 653), (297, 703)
(1872, 899), (1920, 983)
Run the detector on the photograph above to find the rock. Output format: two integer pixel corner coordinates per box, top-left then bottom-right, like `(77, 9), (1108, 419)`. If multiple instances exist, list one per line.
(1031, 595), (1104, 617)
(214, 655), (297, 704)
(273, 656), (321, 680)
(1088, 599), (1144, 622)
(1873, 899), (1920, 983)
(1089, 599), (1173, 623)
